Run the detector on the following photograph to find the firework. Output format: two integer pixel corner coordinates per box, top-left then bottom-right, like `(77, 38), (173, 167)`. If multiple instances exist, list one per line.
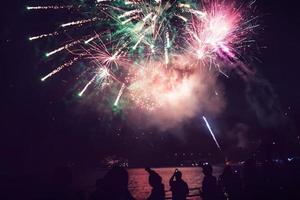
(28, 0), (258, 113)
(114, 83), (126, 106)
(202, 116), (222, 151)
(26, 5), (73, 10)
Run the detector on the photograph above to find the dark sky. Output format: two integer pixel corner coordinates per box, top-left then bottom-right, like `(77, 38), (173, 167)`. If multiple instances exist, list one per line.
(1, 0), (300, 171)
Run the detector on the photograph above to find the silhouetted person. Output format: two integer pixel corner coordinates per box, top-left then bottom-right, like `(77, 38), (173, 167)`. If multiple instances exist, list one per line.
(219, 165), (242, 200)
(145, 167), (165, 200)
(89, 166), (135, 200)
(200, 163), (223, 200)
(169, 169), (189, 200)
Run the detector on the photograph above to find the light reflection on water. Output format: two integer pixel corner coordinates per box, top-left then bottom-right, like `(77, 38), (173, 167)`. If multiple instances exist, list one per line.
(128, 167), (222, 200)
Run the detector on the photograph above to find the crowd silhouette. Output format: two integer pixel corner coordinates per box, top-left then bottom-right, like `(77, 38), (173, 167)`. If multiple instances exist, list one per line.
(27, 157), (300, 200)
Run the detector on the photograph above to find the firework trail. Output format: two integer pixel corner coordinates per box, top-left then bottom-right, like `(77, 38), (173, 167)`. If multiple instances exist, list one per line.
(28, 0), (259, 115)
(202, 116), (222, 151)
(114, 83), (126, 106)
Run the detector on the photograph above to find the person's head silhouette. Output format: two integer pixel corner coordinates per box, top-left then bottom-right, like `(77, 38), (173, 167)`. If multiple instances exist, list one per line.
(202, 163), (213, 176)
(145, 168), (162, 187)
(174, 171), (182, 180)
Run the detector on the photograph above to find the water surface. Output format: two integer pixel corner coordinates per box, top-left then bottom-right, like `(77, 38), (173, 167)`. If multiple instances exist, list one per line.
(127, 167), (222, 200)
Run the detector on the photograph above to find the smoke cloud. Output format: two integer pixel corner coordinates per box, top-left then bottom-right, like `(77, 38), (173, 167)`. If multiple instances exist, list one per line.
(126, 55), (226, 130)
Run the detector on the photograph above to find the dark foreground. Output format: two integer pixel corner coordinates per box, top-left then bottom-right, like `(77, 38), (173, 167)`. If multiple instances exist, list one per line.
(2, 159), (300, 200)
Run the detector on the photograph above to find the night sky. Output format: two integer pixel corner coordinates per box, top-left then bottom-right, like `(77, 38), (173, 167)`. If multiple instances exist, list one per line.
(1, 0), (300, 172)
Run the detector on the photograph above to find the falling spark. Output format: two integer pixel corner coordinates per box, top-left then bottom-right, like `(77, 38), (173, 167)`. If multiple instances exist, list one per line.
(175, 14), (188, 22)
(41, 57), (79, 81)
(84, 34), (100, 44)
(188, 9), (207, 18)
(29, 32), (59, 41)
(164, 46), (169, 65)
(218, 67), (230, 78)
(202, 116), (222, 151)
(142, 12), (153, 22)
(61, 17), (97, 28)
(150, 44), (155, 53)
(132, 35), (144, 50)
(178, 3), (191, 8)
(124, 1), (136, 5)
(114, 83), (126, 106)
(78, 67), (111, 97)
(166, 32), (170, 48)
(118, 9), (141, 19)
(78, 75), (97, 97)
(26, 5), (73, 10)
(45, 40), (81, 57)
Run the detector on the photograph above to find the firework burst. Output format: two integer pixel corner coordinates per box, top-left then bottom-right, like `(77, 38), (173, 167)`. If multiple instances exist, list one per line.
(28, 0), (259, 112)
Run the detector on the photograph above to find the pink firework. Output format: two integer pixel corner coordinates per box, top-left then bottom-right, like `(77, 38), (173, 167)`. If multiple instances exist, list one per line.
(186, 1), (258, 67)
